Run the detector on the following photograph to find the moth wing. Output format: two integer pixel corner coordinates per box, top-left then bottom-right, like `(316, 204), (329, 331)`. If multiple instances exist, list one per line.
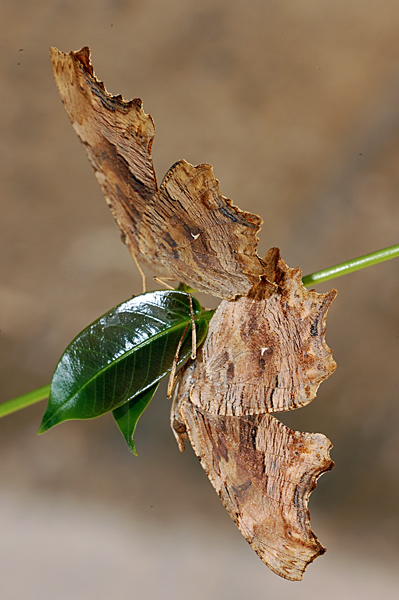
(177, 399), (333, 581)
(50, 47), (159, 270)
(51, 48), (265, 296)
(190, 249), (337, 414)
(139, 159), (265, 300)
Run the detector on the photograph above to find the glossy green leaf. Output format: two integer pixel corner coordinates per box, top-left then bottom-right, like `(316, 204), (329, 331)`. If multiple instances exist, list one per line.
(113, 381), (159, 455)
(39, 291), (212, 433)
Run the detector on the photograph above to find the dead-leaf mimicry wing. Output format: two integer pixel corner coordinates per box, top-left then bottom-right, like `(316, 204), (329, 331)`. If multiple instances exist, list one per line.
(178, 401), (333, 581)
(51, 47), (266, 298)
(50, 46), (158, 267)
(139, 159), (265, 298)
(189, 248), (337, 414)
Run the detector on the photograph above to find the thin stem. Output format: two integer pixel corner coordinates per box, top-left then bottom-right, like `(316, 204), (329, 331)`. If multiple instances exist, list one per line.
(0, 384), (50, 419)
(302, 244), (399, 287)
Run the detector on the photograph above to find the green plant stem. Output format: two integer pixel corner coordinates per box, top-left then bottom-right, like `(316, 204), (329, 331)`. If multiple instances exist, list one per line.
(0, 384), (50, 418)
(302, 244), (399, 287)
(1, 244), (398, 419)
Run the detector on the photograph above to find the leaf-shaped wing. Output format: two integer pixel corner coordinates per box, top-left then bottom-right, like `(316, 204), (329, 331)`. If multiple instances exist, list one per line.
(50, 46), (159, 270)
(189, 248), (337, 415)
(171, 249), (337, 579)
(139, 160), (265, 299)
(51, 47), (265, 300)
(176, 400), (333, 581)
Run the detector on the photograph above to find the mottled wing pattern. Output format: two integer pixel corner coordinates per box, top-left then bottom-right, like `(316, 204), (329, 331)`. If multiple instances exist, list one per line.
(50, 47), (264, 299)
(177, 400), (333, 581)
(189, 248), (337, 414)
(139, 160), (265, 298)
(52, 48), (337, 579)
(172, 248), (337, 580)
(50, 47), (158, 269)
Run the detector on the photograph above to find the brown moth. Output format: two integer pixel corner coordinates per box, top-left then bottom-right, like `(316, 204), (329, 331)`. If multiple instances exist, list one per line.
(50, 47), (265, 299)
(172, 248), (336, 581)
(51, 48), (337, 581)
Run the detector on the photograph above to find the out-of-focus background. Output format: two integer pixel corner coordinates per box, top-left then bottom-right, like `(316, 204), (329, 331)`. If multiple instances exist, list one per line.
(1, 1), (399, 598)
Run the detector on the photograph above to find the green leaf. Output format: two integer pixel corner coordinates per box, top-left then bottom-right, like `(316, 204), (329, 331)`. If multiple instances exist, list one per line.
(113, 381), (159, 455)
(39, 291), (212, 433)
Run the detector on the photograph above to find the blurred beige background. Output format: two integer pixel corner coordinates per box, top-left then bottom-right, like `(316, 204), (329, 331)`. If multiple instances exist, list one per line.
(1, 1), (399, 598)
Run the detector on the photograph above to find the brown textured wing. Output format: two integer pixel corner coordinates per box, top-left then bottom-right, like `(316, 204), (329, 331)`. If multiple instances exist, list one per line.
(177, 399), (333, 581)
(139, 159), (265, 298)
(170, 247), (336, 580)
(50, 46), (159, 270)
(189, 248), (337, 415)
(50, 47), (265, 299)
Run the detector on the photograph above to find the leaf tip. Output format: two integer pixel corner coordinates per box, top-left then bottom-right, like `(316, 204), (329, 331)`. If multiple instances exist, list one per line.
(131, 444), (139, 456)
(38, 407), (60, 434)
(124, 432), (139, 455)
(37, 420), (50, 435)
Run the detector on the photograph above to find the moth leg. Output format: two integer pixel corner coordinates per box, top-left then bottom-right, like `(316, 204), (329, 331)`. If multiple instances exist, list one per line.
(165, 293), (196, 400)
(167, 322), (190, 399)
(170, 381), (187, 452)
(154, 284), (196, 359)
(188, 294), (196, 359)
(130, 247), (147, 293)
(153, 276), (176, 290)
